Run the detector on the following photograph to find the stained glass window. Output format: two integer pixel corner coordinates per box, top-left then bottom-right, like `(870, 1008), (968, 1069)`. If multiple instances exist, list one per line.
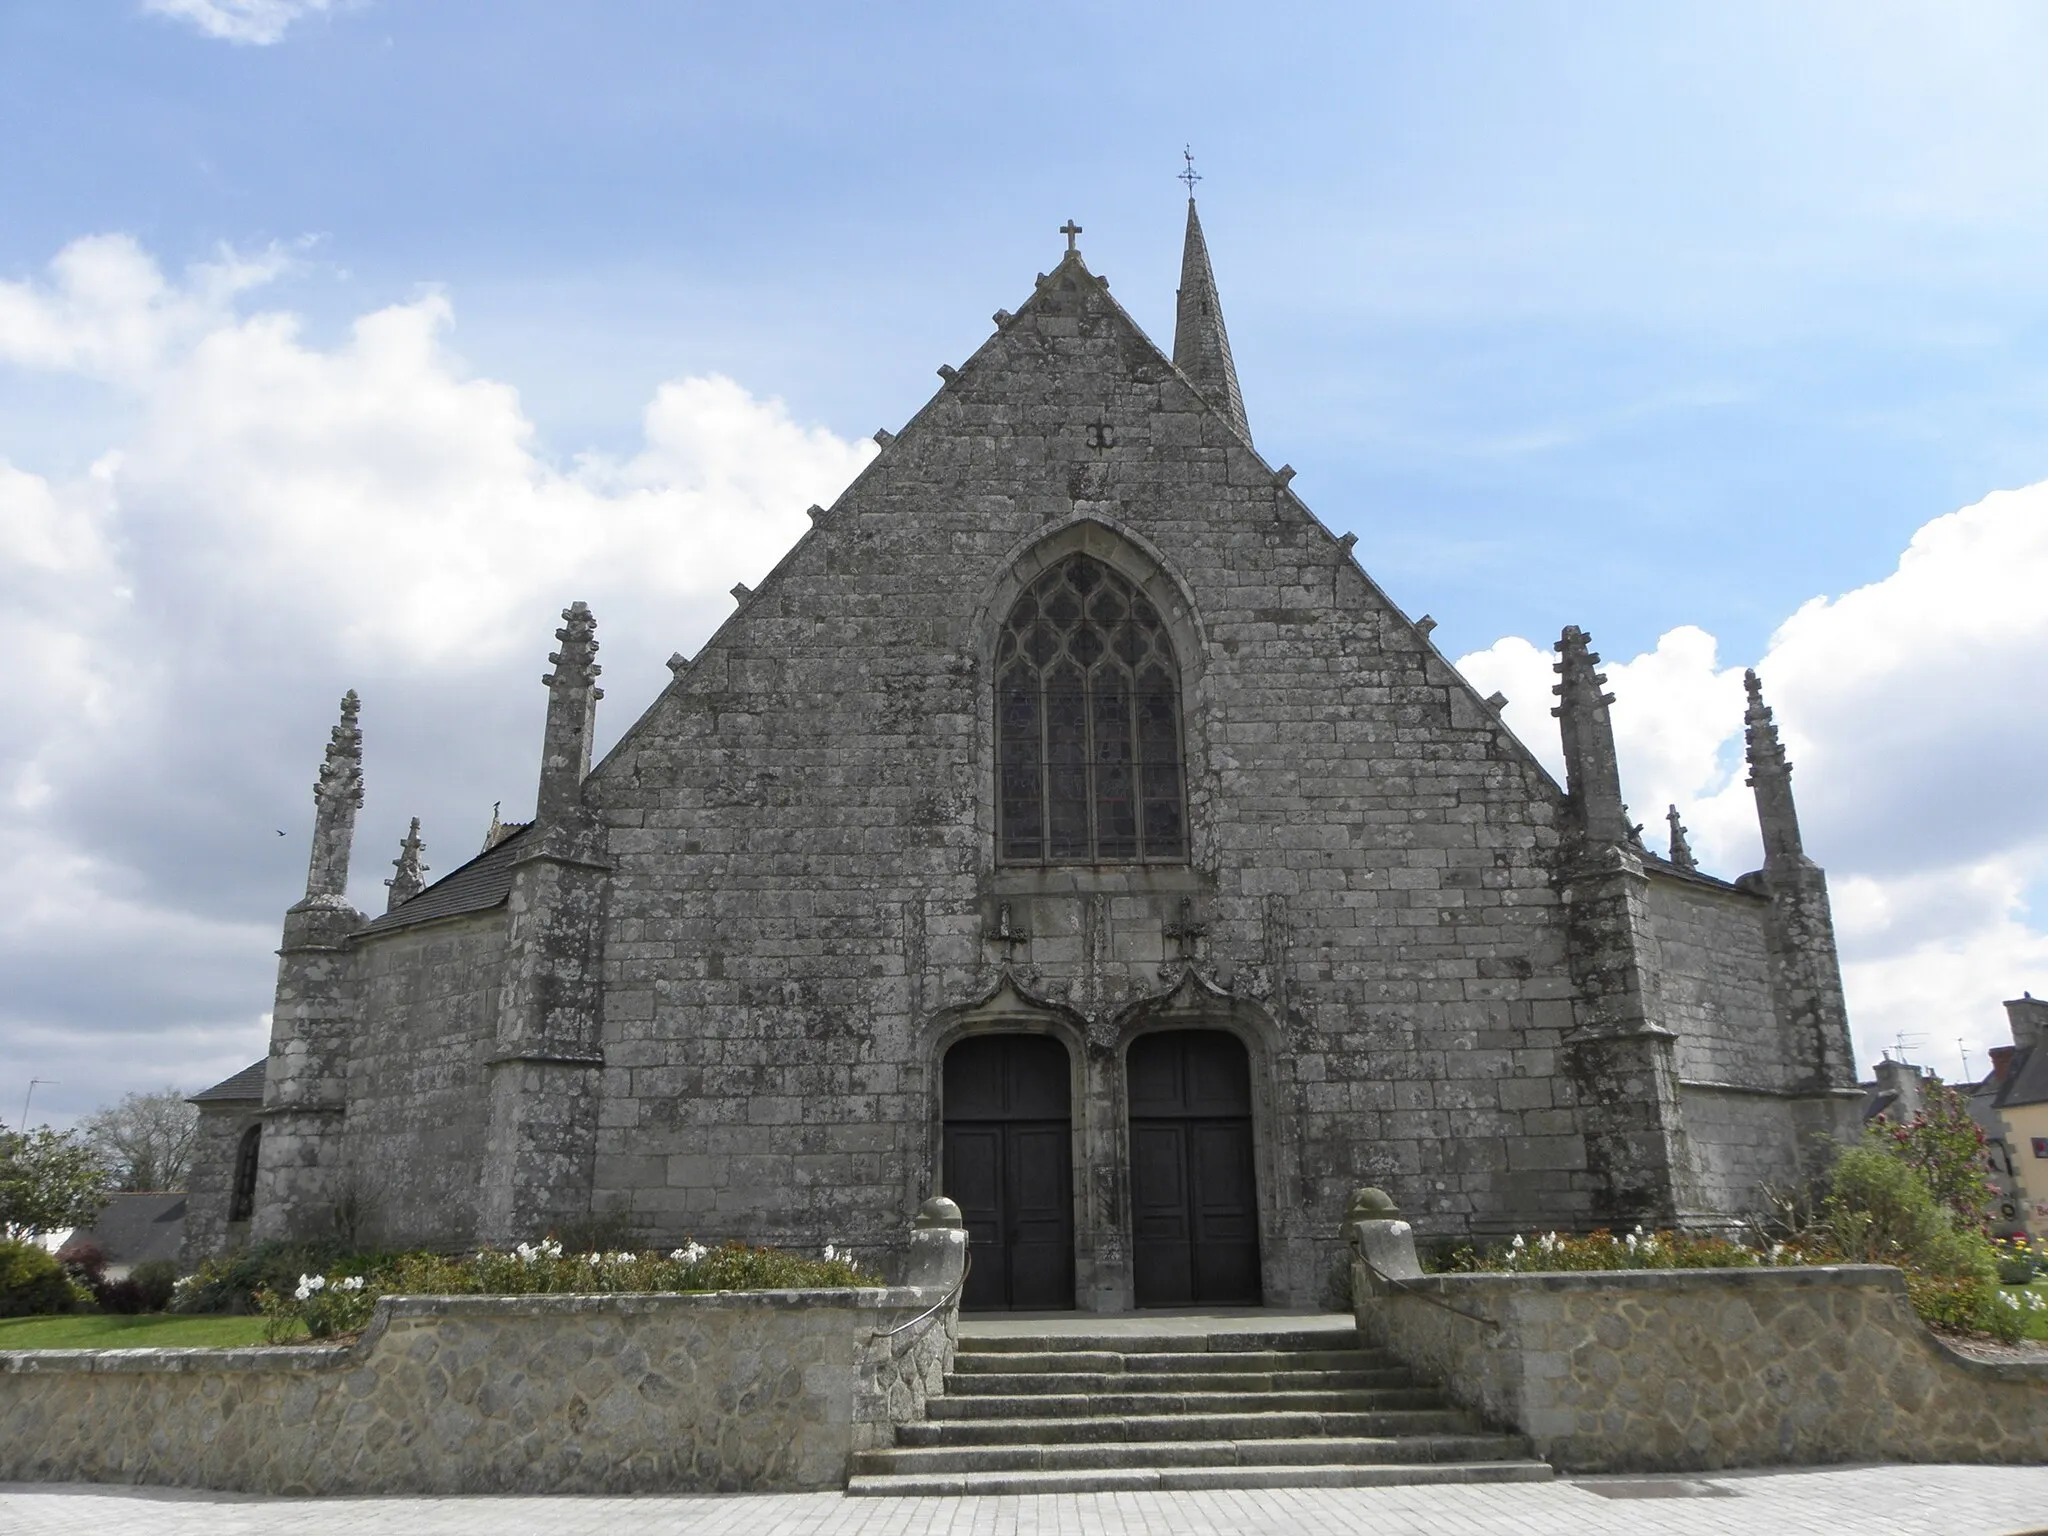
(997, 555), (1186, 864)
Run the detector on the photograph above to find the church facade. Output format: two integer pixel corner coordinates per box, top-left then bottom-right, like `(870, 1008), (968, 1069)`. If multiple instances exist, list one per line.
(186, 204), (1863, 1309)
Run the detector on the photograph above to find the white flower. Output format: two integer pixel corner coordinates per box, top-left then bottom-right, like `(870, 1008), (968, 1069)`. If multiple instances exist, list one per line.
(299, 1274), (326, 1293)
(588, 1252), (602, 1265)
(292, 1283), (311, 1302)
(670, 1241), (708, 1264)
(1510, 1234), (1525, 1250)
(338, 1276), (364, 1292)
(823, 1244), (838, 1262)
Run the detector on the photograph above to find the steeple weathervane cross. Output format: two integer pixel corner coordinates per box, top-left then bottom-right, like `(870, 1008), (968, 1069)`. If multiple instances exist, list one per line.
(1060, 219), (1083, 253)
(1179, 146), (1202, 196)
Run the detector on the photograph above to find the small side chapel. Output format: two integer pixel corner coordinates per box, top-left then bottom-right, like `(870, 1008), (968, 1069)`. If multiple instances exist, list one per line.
(186, 199), (1863, 1309)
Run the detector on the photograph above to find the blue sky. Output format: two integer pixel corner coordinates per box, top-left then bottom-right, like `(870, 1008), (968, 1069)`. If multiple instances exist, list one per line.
(4, 0), (2048, 1120)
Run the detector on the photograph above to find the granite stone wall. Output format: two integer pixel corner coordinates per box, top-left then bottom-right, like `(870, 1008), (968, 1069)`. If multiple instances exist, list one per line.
(181, 1103), (261, 1265)
(346, 911), (506, 1248)
(1648, 872), (1779, 1088)
(0, 1281), (960, 1495)
(1353, 1258), (2048, 1471)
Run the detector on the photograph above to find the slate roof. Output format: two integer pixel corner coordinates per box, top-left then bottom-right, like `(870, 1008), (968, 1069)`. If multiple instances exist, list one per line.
(189, 1060), (266, 1104)
(1639, 849), (1757, 898)
(358, 822), (533, 935)
(1993, 1040), (2048, 1109)
(58, 1192), (188, 1268)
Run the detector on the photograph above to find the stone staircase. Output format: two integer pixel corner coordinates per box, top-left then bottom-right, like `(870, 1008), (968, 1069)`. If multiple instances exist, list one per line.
(846, 1324), (1553, 1495)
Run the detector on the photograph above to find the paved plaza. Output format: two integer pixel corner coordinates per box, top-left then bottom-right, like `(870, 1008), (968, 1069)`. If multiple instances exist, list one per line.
(4, 1466), (2046, 1536)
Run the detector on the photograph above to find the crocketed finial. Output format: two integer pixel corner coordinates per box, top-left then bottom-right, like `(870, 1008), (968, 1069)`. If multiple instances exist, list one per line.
(385, 816), (428, 912)
(536, 601), (604, 824)
(302, 690), (365, 903)
(1551, 626), (1631, 847)
(1666, 805), (1697, 871)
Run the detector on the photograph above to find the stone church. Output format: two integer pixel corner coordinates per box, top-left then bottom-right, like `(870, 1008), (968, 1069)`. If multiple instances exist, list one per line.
(186, 200), (1863, 1310)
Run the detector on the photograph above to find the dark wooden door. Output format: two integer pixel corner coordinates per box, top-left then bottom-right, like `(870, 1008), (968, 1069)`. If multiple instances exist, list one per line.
(943, 1034), (1075, 1310)
(1127, 1029), (1261, 1306)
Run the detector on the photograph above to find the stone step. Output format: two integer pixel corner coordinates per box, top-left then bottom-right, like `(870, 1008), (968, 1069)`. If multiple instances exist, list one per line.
(946, 1367), (1415, 1395)
(948, 1347), (1389, 1375)
(956, 1329), (1358, 1355)
(845, 1460), (1556, 1496)
(896, 1408), (1476, 1448)
(854, 1432), (1537, 1478)
(926, 1387), (1446, 1421)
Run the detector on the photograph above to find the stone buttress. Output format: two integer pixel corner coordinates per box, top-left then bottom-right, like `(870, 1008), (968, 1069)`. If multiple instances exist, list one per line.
(1550, 628), (1696, 1224)
(253, 692), (367, 1240)
(479, 602), (612, 1245)
(1740, 670), (1862, 1162)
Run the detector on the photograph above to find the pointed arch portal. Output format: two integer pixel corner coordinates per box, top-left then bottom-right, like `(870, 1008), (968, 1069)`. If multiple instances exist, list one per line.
(943, 1033), (1076, 1311)
(1127, 1029), (1262, 1306)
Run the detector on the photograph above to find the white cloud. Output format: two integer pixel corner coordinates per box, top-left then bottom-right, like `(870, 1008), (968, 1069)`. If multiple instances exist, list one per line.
(140, 0), (336, 46)
(0, 234), (875, 1126)
(1456, 480), (2048, 1085)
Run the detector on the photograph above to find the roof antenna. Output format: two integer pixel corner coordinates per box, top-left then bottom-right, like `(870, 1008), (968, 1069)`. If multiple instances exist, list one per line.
(1179, 145), (1202, 198)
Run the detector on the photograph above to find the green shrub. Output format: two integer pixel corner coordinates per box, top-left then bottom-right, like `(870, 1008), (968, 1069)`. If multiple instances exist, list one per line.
(1815, 1135), (2027, 1338)
(172, 1240), (369, 1315)
(126, 1259), (181, 1313)
(0, 1237), (89, 1317)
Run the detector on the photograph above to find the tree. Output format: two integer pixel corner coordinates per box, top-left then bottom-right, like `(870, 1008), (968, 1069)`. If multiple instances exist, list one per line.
(79, 1088), (200, 1192)
(1881, 1084), (1996, 1231)
(0, 1123), (111, 1237)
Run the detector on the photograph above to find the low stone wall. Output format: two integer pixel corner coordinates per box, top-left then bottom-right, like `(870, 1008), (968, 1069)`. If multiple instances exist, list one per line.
(0, 1216), (965, 1495)
(1352, 1250), (2048, 1472)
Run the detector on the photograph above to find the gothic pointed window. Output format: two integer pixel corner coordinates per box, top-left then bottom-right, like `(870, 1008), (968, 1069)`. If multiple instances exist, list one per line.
(998, 554), (1187, 864)
(228, 1123), (261, 1223)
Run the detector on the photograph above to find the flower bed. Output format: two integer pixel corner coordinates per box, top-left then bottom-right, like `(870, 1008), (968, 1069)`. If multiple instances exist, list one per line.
(1436, 1225), (2048, 1343)
(254, 1239), (870, 1342)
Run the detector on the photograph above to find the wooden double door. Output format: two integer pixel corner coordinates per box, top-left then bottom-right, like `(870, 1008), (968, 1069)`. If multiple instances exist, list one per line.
(1127, 1029), (1262, 1307)
(943, 1034), (1075, 1311)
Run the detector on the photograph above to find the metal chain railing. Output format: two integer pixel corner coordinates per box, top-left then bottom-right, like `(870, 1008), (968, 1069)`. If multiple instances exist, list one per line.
(1353, 1245), (1502, 1332)
(871, 1249), (972, 1348)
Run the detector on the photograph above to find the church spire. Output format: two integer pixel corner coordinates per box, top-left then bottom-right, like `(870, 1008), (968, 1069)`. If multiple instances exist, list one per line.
(385, 817), (428, 912)
(302, 690), (363, 904)
(1743, 669), (1807, 868)
(1173, 161), (1250, 441)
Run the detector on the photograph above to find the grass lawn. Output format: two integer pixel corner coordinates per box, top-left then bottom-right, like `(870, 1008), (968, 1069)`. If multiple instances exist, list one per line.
(0, 1313), (301, 1349)
(2009, 1278), (2048, 1342)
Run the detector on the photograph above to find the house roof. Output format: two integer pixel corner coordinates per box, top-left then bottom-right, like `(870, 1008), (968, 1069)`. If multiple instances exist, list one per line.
(57, 1192), (188, 1268)
(1993, 1040), (2048, 1110)
(189, 1060), (266, 1104)
(357, 821), (533, 935)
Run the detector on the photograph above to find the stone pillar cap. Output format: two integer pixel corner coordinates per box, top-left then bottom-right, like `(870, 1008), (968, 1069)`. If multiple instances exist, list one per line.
(1346, 1187), (1401, 1221)
(914, 1196), (964, 1229)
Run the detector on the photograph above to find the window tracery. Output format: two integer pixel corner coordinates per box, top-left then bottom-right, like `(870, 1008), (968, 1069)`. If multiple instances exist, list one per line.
(997, 554), (1187, 864)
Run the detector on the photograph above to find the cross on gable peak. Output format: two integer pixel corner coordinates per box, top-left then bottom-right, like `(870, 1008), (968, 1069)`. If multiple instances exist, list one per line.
(1060, 219), (1083, 254)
